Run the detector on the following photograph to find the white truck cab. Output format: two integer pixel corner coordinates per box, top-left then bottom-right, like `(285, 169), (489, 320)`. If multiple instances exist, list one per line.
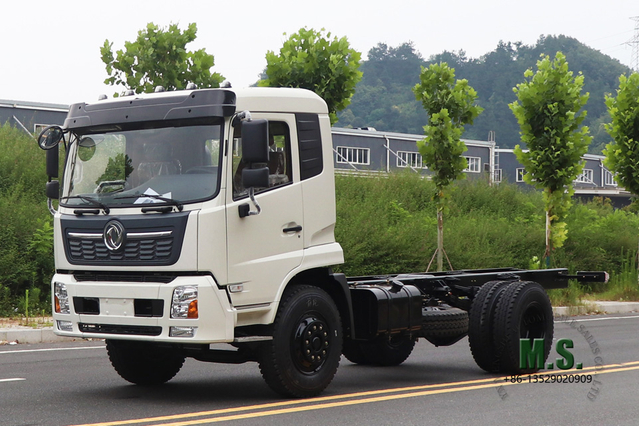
(46, 87), (343, 341)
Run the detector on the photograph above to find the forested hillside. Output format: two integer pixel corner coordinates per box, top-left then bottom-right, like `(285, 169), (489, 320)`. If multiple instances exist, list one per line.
(335, 35), (631, 153)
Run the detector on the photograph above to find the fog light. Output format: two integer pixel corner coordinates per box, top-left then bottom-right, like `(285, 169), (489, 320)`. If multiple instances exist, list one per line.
(170, 326), (197, 337)
(57, 320), (73, 332)
(54, 282), (70, 314)
(171, 286), (198, 319)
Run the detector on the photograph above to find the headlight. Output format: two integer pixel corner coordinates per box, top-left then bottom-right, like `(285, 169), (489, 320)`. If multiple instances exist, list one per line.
(54, 282), (70, 314)
(171, 286), (198, 319)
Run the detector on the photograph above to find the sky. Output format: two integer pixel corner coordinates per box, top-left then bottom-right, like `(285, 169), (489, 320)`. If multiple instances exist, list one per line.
(1, 0), (638, 105)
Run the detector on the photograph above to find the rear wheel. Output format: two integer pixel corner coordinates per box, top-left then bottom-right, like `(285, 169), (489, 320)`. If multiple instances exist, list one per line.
(259, 285), (342, 398)
(106, 340), (185, 385)
(492, 281), (554, 374)
(468, 280), (514, 372)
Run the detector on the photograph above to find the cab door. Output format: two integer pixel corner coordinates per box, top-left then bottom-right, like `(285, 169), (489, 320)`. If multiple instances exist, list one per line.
(225, 114), (303, 307)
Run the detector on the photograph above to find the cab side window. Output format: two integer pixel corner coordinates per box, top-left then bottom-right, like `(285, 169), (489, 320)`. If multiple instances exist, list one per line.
(232, 121), (292, 199)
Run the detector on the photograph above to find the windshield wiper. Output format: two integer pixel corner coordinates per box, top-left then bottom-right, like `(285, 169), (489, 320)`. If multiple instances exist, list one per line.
(115, 194), (183, 212)
(60, 195), (110, 215)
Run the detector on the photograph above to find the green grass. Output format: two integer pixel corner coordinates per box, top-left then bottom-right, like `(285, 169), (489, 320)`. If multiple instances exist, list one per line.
(335, 173), (639, 303)
(583, 250), (639, 302)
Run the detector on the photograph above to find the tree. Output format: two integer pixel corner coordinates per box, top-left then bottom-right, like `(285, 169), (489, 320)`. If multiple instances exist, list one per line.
(101, 22), (224, 96)
(603, 72), (639, 268)
(413, 62), (483, 271)
(336, 42), (427, 132)
(259, 28), (362, 124)
(603, 73), (639, 194)
(509, 52), (591, 266)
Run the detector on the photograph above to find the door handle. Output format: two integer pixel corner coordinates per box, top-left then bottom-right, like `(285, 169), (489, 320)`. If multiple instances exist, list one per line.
(283, 225), (303, 233)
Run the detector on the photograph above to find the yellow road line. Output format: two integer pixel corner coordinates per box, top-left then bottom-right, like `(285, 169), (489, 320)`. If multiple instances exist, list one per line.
(158, 364), (639, 426)
(73, 360), (639, 426)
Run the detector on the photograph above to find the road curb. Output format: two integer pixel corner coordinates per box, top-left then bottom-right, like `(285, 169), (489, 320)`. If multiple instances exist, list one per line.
(0, 327), (71, 345)
(553, 300), (639, 316)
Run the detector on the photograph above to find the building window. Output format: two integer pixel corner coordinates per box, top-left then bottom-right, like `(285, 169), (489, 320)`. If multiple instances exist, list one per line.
(604, 169), (617, 186)
(336, 146), (370, 165)
(516, 168), (526, 182)
(494, 169), (502, 183)
(574, 169), (594, 184)
(396, 151), (425, 168)
(464, 156), (481, 173)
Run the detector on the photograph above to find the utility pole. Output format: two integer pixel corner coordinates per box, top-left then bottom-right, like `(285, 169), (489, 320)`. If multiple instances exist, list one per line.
(628, 16), (639, 71)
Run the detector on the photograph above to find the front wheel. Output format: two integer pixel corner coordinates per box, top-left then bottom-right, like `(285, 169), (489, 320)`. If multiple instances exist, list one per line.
(106, 340), (185, 385)
(259, 285), (343, 398)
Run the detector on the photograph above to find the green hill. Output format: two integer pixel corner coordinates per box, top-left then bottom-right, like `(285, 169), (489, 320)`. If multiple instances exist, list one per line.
(336, 35), (632, 153)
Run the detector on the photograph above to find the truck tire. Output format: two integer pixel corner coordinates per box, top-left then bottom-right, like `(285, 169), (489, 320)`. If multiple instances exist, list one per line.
(361, 335), (416, 366)
(492, 281), (553, 374)
(343, 336), (416, 366)
(106, 340), (185, 385)
(421, 306), (469, 339)
(468, 280), (514, 372)
(342, 339), (371, 365)
(258, 285), (342, 398)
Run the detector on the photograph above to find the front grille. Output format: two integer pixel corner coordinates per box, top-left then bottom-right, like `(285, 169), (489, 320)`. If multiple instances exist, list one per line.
(68, 238), (173, 262)
(79, 323), (162, 336)
(61, 212), (188, 266)
(73, 273), (176, 283)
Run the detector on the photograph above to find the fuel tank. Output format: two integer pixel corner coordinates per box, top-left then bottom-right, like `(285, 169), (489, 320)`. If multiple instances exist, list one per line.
(349, 282), (422, 340)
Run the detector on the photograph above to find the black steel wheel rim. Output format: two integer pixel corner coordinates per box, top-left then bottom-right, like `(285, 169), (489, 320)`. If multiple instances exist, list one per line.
(292, 316), (331, 373)
(519, 302), (547, 339)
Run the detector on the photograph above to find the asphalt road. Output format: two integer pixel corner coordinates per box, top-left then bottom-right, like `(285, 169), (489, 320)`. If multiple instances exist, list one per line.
(1, 313), (638, 426)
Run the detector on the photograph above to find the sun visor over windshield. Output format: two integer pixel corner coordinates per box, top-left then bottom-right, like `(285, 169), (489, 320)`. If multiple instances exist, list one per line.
(64, 89), (237, 130)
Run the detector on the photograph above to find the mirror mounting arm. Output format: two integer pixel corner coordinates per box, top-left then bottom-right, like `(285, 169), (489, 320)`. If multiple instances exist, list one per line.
(239, 187), (262, 218)
(47, 198), (57, 216)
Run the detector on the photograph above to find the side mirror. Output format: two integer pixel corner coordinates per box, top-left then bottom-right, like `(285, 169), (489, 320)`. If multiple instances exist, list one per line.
(46, 180), (59, 200)
(239, 120), (270, 218)
(46, 145), (59, 178)
(242, 168), (269, 189)
(240, 119), (270, 189)
(38, 125), (65, 150)
(241, 119), (269, 164)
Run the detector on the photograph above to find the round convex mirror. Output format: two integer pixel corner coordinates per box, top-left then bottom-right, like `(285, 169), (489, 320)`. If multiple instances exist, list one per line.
(78, 137), (96, 161)
(37, 126), (65, 150)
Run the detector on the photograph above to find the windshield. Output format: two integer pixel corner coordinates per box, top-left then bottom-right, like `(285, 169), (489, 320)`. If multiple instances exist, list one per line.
(62, 123), (223, 208)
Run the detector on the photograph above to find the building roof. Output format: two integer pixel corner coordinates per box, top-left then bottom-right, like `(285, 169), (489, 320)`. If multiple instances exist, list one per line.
(0, 99), (69, 112)
(332, 126), (495, 147)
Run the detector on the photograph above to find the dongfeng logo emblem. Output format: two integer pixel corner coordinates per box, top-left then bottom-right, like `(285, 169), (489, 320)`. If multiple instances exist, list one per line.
(104, 221), (126, 251)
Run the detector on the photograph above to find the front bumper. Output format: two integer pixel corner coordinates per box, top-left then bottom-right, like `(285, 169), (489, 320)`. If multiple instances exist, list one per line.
(51, 273), (236, 343)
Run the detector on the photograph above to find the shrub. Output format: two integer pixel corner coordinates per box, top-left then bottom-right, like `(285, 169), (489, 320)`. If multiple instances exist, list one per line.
(334, 173), (639, 302)
(0, 124), (53, 313)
